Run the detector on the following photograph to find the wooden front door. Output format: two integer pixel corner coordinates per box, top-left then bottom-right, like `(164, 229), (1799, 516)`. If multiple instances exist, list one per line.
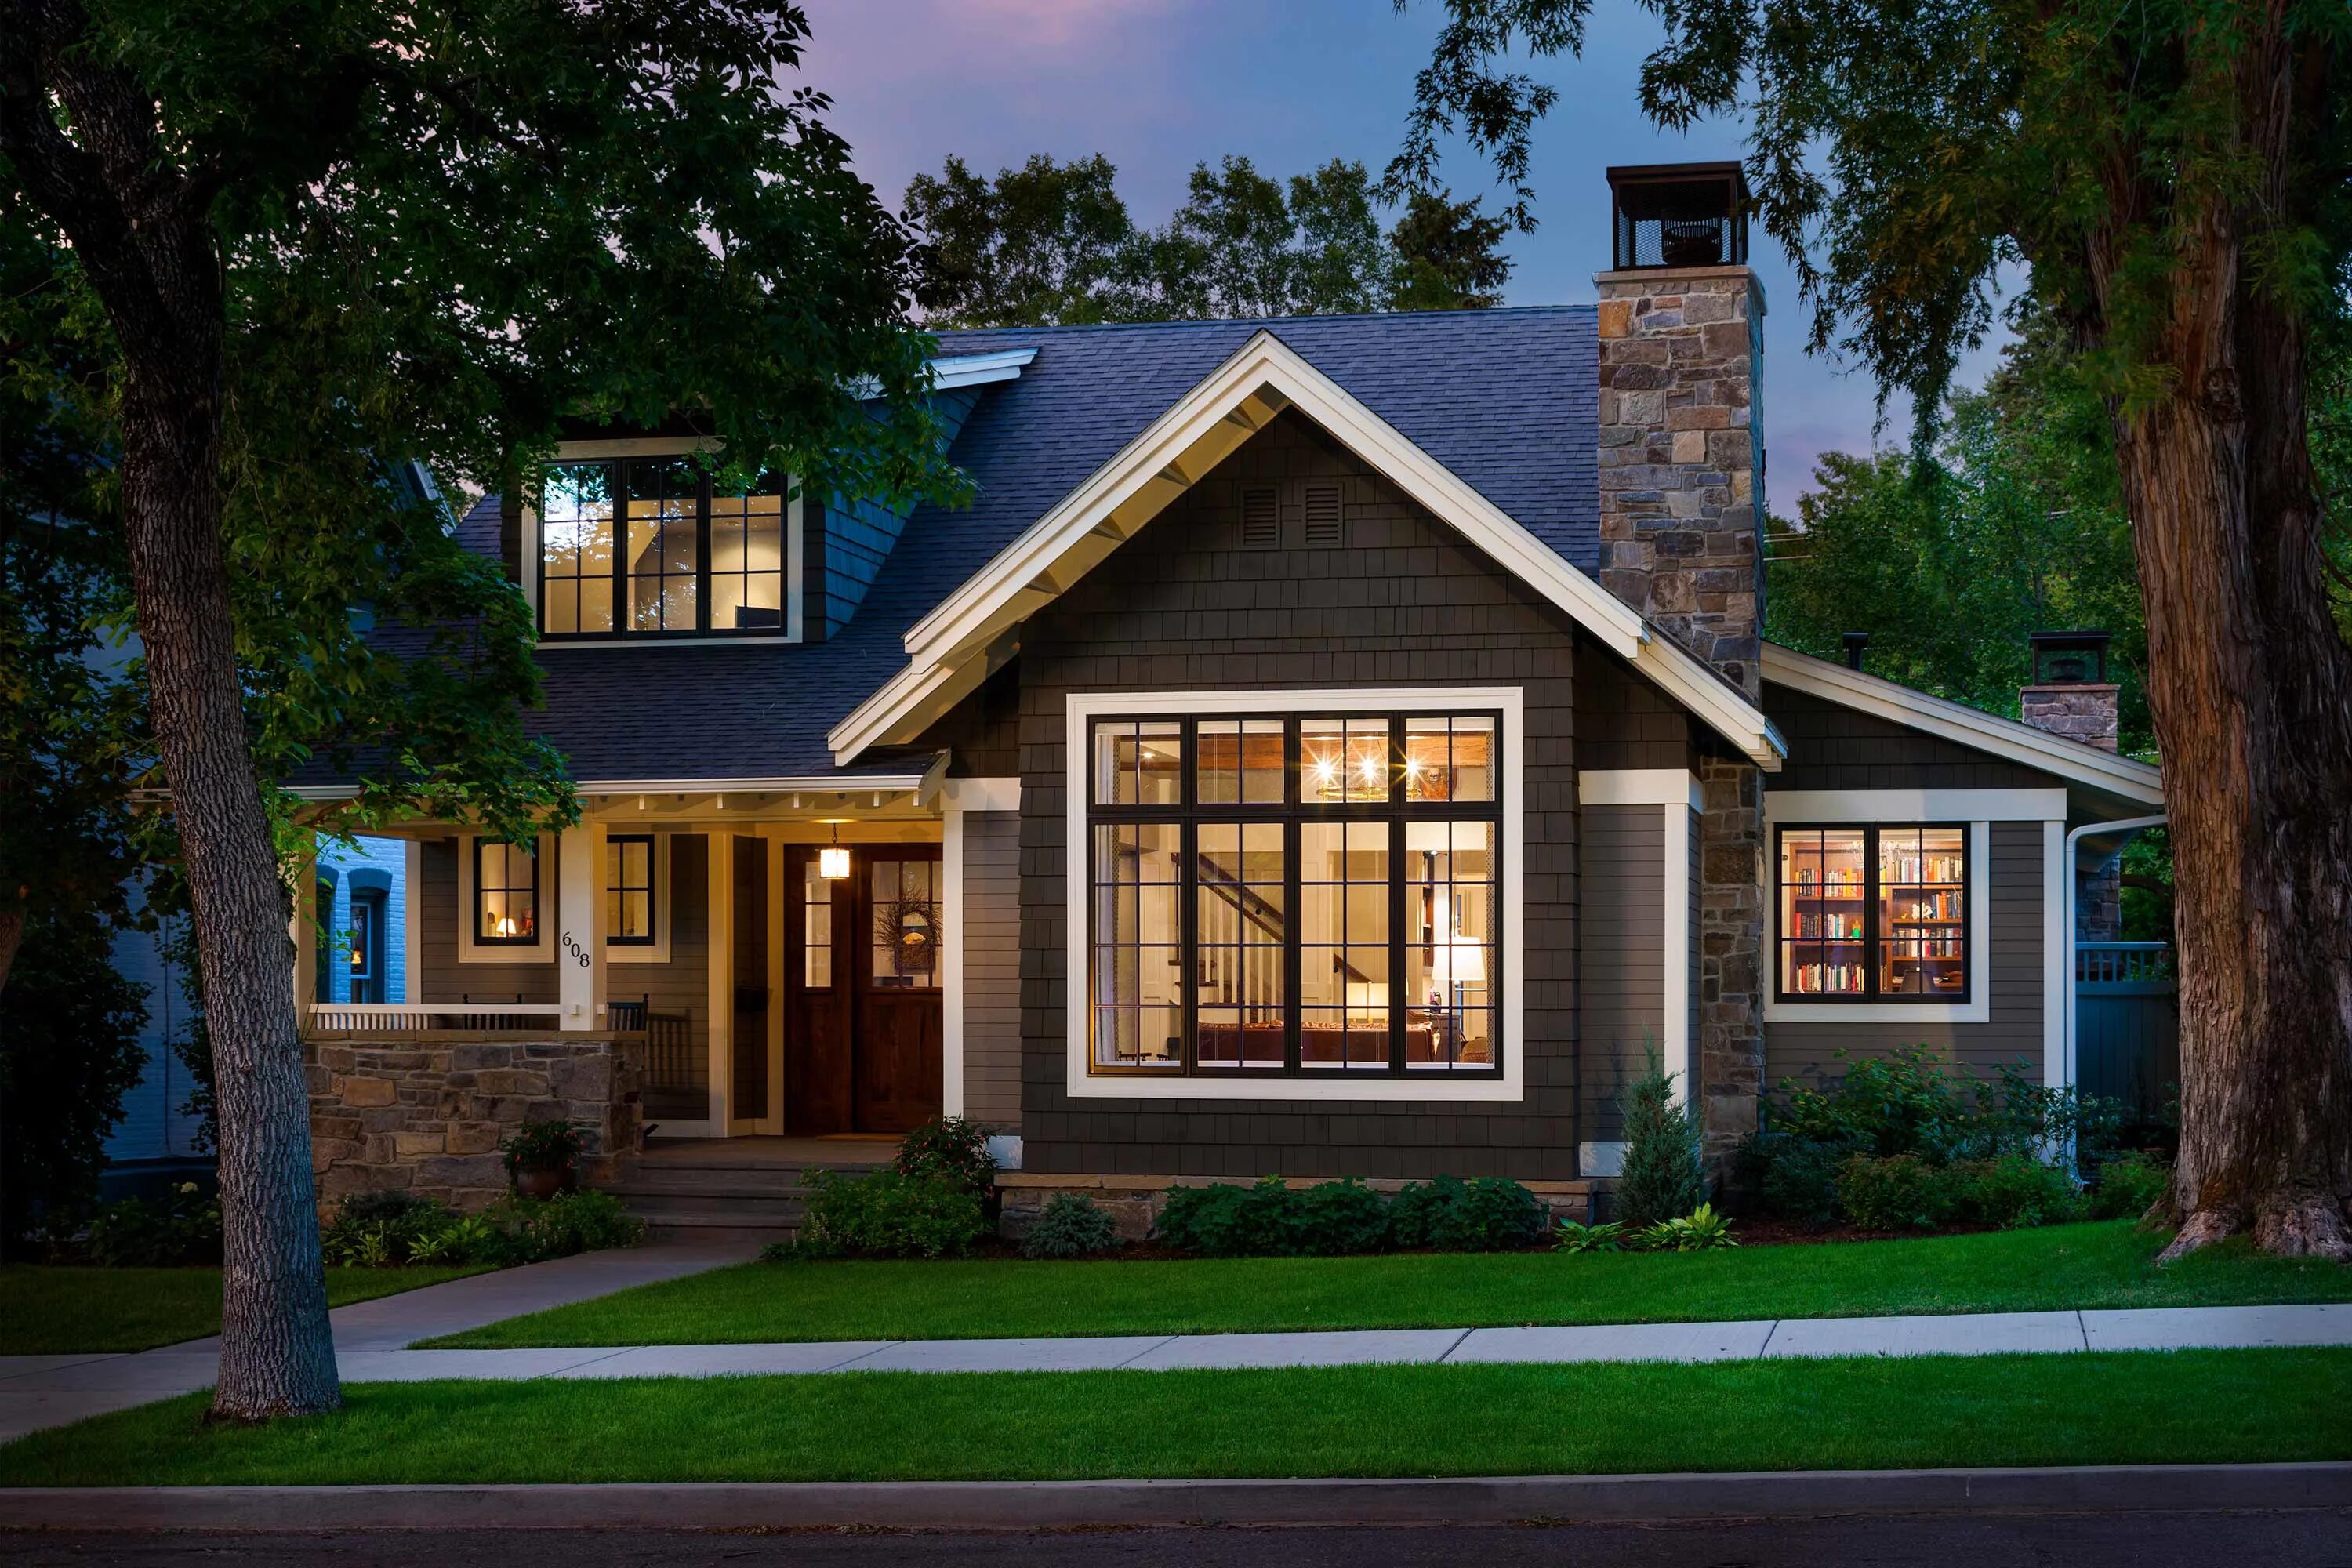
(783, 846), (943, 1135)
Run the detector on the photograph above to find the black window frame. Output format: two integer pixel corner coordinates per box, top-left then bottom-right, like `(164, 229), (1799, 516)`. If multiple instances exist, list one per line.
(1084, 710), (1505, 1080)
(472, 837), (541, 947)
(607, 833), (657, 948)
(1772, 821), (1972, 1004)
(535, 456), (793, 643)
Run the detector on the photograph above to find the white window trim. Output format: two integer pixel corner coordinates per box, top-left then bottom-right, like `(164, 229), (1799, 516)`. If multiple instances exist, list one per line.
(1062, 686), (1526, 1103)
(1759, 789), (2061, 1025)
(1577, 769), (1703, 1108)
(525, 442), (804, 647)
(456, 831), (557, 964)
(604, 830), (672, 965)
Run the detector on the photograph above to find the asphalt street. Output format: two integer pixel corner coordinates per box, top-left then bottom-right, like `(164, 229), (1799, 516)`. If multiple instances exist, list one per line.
(5, 1512), (2350, 1568)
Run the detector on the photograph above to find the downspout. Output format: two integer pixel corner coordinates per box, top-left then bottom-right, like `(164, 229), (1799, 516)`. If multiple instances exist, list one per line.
(2062, 813), (2167, 1094)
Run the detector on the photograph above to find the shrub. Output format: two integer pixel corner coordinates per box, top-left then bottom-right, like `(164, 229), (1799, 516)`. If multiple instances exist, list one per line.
(479, 1188), (646, 1261)
(1635, 1202), (1740, 1252)
(1020, 1193), (1120, 1260)
(1835, 1152), (1963, 1232)
(321, 1192), (459, 1266)
(1748, 1134), (1846, 1228)
(895, 1116), (997, 1197)
(1389, 1174), (1546, 1251)
(1291, 1178), (1395, 1257)
(499, 1120), (587, 1180)
(1554, 1218), (1627, 1254)
(71, 1184), (222, 1266)
(787, 1169), (986, 1261)
(1615, 1054), (1706, 1229)
(1957, 1154), (2084, 1229)
(2089, 1150), (2172, 1221)
(1156, 1177), (1299, 1258)
(1776, 1047), (1974, 1160)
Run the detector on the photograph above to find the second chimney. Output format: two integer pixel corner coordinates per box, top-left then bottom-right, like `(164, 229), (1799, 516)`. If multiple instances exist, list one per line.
(2019, 630), (2119, 751)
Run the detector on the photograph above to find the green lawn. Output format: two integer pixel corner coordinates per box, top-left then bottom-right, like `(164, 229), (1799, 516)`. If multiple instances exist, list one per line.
(2, 1349), (2343, 1484)
(427, 1221), (2352, 1348)
(0, 1265), (488, 1355)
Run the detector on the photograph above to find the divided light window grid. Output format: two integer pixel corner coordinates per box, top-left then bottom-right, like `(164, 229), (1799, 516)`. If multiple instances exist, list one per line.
(538, 457), (788, 640)
(607, 835), (655, 946)
(474, 839), (539, 945)
(1777, 823), (1969, 1003)
(1087, 712), (1501, 1078)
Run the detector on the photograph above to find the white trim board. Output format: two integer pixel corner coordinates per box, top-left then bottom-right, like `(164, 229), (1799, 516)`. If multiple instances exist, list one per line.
(1062, 686), (1527, 1103)
(1766, 788), (2067, 823)
(829, 330), (1786, 772)
(929, 348), (1036, 390)
(1580, 768), (1706, 813)
(1761, 643), (2164, 807)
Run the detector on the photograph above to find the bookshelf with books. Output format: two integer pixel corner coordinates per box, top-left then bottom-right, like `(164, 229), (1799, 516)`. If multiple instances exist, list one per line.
(1776, 823), (1970, 1003)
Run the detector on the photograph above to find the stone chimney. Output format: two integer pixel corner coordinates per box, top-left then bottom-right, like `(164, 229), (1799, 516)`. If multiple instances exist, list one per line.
(2020, 630), (2119, 752)
(1595, 162), (1766, 700)
(1594, 162), (1769, 1161)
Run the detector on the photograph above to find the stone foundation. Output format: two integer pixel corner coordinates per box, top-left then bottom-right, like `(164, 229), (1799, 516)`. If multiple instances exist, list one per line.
(996, 1173), (1599, 1243)
(305, 1033), (644, 1214)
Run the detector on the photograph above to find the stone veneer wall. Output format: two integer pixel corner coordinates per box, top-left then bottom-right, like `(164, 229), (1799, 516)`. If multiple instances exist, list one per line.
(1595, 263), (1769, 1159)
(2019, 684), (2120, 751)
(307, 1035), (644, 1212)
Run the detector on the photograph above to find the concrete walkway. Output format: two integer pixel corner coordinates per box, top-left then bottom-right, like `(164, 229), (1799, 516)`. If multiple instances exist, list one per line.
(0, 1241), (753, 1445)
(9, 1298), (2350, 1444)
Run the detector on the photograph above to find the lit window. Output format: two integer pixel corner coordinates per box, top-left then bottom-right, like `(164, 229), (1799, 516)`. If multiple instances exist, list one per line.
(474, 840), (538, 945)
(1777, 824), (1969, 1001)
(1086, 712), (1502, 1076)
(539, 458), (789, 640)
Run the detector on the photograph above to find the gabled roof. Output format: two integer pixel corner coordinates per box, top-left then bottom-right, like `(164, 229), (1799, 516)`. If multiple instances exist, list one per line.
(831, 328), (1785, 769)
(1760, 642), (2165, 806)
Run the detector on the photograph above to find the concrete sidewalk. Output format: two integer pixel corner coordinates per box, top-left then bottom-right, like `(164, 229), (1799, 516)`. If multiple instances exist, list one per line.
(7, 1301), (2348, 1440)
(0, 1241), (753, 1444)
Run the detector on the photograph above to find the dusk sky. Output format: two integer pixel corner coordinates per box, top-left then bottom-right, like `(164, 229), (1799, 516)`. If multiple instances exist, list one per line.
(802, 0), (2011, 517)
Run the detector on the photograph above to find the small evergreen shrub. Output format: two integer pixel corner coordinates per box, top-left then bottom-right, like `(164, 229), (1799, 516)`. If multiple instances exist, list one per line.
(1835, 1152), (1962, 1232)
(895, 1116), (997, 1197)
(1957, 1154), (2084, 1229)
(2088, 1150), (2172, 1221)
(783, 1169), (986, 1261)
(1019, 1193), (1120, 1259)
(1615, 1054), (1705, 1229)
(1156, 1177), (1298, 1258)
(1389, 1174), (1546, 1251)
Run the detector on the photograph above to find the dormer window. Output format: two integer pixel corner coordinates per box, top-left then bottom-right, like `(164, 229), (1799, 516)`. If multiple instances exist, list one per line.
(536, 456), (799, 641)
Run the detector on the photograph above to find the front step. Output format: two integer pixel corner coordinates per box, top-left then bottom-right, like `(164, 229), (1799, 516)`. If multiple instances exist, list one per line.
(609, 1140), (894, 1244)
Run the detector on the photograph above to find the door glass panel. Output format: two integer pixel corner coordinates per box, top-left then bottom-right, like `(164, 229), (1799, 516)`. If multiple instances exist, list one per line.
(802, 858), (833, 988)
(869, 858), (942, 990)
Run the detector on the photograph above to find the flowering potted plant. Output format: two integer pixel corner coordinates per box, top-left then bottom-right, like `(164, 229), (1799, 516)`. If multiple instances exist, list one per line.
(499, 1120), (587, 1200)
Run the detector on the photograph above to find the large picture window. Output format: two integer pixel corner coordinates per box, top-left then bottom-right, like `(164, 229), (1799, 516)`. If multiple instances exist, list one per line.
(1777, 823), (1969, 1002)
(1087, 711), (1501, 1077)
(538, 457), (791, 640)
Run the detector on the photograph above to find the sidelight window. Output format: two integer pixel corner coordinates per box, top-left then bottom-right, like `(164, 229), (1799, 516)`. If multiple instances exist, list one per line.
(1086, 711), (1502, 1077)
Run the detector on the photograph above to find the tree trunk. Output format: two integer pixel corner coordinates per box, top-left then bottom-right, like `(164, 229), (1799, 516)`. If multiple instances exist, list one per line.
(0, 2), (340, 1414)
(2100, 66), (2352, 1258)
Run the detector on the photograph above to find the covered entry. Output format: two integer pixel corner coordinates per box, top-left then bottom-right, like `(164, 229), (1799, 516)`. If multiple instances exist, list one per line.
(786, 844), (945, 1134)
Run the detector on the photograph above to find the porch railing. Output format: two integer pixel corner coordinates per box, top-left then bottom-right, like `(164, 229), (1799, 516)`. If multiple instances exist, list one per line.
(2074, 942), (2177, 1118)
(2077, 941), (2174, 986)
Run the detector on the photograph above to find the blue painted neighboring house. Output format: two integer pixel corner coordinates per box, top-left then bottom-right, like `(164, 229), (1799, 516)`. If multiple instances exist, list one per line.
(102, 833), (408, 1192)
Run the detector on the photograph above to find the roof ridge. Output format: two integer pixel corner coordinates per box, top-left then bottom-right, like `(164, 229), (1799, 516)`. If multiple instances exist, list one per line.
(927, 303), (1597, 341)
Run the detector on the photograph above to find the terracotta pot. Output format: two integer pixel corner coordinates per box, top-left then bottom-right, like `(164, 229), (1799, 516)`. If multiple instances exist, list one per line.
(514, 1165), (566, 1202)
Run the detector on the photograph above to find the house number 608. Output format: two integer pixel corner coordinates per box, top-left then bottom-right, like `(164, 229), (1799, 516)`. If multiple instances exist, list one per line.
(561, 932), (591, 968)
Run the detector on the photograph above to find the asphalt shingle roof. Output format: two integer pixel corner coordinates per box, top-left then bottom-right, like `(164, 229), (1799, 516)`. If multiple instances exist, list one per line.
(430, 306), (1602, 784)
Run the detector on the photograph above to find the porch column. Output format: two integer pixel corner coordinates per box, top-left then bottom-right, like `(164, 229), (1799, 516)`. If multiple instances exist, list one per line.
(555, 818), (608, 1031)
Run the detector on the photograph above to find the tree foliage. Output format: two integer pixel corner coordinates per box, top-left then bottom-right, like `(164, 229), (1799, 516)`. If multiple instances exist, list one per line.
(0, 909), (149, 1249)
(904, 152), (1514, 327)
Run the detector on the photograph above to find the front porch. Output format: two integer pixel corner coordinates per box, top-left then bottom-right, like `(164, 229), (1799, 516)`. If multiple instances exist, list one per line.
(295, 779), (1007, 1163)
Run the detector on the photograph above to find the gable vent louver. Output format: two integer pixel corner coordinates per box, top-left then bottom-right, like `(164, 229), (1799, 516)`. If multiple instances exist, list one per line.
(1303, 485), (1344, 548)
(1240, 486), (1279, 550)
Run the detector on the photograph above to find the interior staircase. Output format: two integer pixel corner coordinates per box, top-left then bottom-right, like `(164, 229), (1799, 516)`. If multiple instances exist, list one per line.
(606, 1136), (898, 1247)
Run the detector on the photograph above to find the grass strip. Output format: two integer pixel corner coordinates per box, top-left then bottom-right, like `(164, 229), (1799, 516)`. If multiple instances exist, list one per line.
(0, 1265), (488, 1356)
(2, 1349), (2343, 1486)
(426, 1221), (2352, 1348)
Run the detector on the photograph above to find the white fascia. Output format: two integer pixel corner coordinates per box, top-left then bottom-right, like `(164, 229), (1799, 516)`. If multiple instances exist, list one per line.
(1760, 643), (2165, 808)
(828, 329), (1787, 772)
(928, 348), (1037, 390)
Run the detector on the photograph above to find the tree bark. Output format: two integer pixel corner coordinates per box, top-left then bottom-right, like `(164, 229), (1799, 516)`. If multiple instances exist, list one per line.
(2097, 13), (2352, 1261)
(0, 1), (339, 1413)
